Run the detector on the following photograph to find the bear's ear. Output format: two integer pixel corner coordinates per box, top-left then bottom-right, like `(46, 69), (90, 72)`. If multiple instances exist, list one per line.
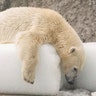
(69, 47), (77, 54)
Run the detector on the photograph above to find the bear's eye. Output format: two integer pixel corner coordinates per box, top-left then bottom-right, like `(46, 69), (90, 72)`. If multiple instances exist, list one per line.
(70, 48), (75, 53)
(69, 47), (76, 54)
(73, 67), (78, 72)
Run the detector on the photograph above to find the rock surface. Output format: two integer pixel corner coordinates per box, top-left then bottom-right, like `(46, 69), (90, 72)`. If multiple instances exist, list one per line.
(0, 0), (96, 42)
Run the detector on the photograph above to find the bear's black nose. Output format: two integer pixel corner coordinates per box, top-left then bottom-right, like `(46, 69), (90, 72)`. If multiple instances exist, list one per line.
(67, 80), (74, 85)
(65, 74), (75, 85)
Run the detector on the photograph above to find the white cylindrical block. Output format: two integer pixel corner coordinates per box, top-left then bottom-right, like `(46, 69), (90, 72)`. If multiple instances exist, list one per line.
(0, 43), (96, 94)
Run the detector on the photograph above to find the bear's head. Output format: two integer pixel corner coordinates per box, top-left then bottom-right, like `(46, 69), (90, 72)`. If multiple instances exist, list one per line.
(61, 46), (85, 85)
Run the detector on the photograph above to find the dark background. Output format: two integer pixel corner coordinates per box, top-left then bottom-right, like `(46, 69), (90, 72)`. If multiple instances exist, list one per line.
(0, 0), (96, 42)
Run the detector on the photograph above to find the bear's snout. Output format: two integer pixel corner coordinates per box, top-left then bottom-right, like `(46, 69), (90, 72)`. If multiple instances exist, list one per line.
(65, 74), (75, 85)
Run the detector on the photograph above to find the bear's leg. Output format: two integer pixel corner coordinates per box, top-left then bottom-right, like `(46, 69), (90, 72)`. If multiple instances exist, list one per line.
(16, 32), (41, 84)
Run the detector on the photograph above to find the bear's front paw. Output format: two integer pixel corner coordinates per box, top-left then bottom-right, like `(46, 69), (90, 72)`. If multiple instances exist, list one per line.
(23, 70), (35, 84)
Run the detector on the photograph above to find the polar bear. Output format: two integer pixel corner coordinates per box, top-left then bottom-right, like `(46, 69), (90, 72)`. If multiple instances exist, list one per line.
(0, 7), (85, 84)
